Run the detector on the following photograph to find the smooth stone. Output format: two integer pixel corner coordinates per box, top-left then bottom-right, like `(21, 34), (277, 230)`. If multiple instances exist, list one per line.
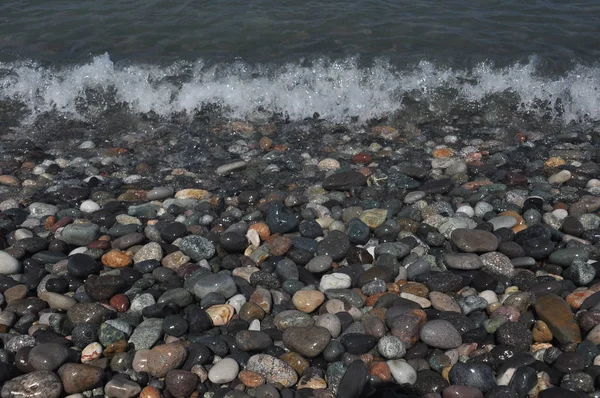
(246, 354), (298, 388)
(146, 342), (188, 378)
(419, 320), (462, 349)
(534, 294), (582, 345)
(146, 187), (174, 200)
(292, 290), (325, 313)
(60, 223), (100, 246)
(28, 343), (69, 371)
(306, 255), (333, 273)
(0, 251), (20, 275)
(315, 313), (342, 338)
(282, 326), (331, 357)
(208, 358), (239, 383)
(317, 231), (350, 262)
(193, 273), (237, 299)
(449, 362), (495, 392)
(216, 160), (246, 175)
(319, 273), (352, 291)
(265, 202), (300, 234)
(322, 171), (368, 190)
(443, 385), (483, 398)
(451, 229), (498, 253)
(235, 330), (273, 351)
(57, 363), (104, 394)
(337, 360), (367, 398)
(166, 370), (198, 397)
(444, 253), (483, 270)
(548, 248), (589, 267)
(104, 377), (141, 398)
(387, 359), (417, 385)
(1, 370), (62, 398)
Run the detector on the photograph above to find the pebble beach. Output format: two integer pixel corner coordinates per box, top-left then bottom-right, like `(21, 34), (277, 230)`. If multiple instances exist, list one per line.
(0, 116), (599, 398)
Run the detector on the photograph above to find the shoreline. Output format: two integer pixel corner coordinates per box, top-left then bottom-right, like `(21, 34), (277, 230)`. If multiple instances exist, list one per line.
(0, 116), (599, 397)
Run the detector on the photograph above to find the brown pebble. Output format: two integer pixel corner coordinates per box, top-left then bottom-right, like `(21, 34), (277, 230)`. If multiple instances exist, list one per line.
(0, 175), (20, 186)
(109, 294), (130, 312)
(248, 222), (270, 241)
(292, 290), (325, 313)
(139, 386), (162, 398)
(88, 239), (111, 250)
(368, 361), (393, 382)
(351, 153), (373, 164)
(259, 137), (273, 150)
(269, 236), (292, 256)
(4, 284), (28, 302)
(101, 250), (132, 268)
(206, 304), (235, 326)
(532, 320), (553, 343)
(280, 352), (310, 376)
(238, 369), (265, 387)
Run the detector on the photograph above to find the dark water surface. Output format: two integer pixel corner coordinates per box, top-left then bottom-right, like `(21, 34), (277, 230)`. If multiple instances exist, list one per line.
(1, 0), (600, 126)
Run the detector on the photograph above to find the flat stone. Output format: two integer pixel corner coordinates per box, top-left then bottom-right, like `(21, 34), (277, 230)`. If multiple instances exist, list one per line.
(104, 377), (141, 398)
(128, 318), (164, 350)
(322, 171), (368, 190)
(444, 253), (483, 270)
(451, 229), (498, 253)
(193, 273), (237, 299)
(534, 294), (581, 345)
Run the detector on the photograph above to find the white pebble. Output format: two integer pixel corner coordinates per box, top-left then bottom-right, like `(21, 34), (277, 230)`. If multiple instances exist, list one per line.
(68, 247), (89, 256)
(227, 294), (247, 313)
(388, 360), (417, 385)
(587, 179), (600, 188)
(78, 140), (96, 149)
(80, 200), (101, 213)
(208, 358), (239, 384)
(319, 273), (352, 291)
(551, 208), (569, 220)
(478, 290), (498, 304)
(248, 319), (261, 331)
(0, 251), (20, 275)
(548, 169), (571, 184)
(455, 205), (474, 217)
(14, 229), (34, 241)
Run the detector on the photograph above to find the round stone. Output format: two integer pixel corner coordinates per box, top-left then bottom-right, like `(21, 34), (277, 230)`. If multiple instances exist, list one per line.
(57, 363), (104, 394)
(208, 357), (240, 384)
(292, 290), (325, 313)
(28, 343), (70, 371)
(387, 360), (417, 385)
(451, 229), (498, 253)
(378, 335), (406, 359)
(449, 362), (495, 392)
(419, 319), (462, 349)
(193, 273), (238, 299)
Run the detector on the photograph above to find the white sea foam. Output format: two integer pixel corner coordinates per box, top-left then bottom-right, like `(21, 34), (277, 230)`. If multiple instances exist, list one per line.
(1, 53), (599, 124)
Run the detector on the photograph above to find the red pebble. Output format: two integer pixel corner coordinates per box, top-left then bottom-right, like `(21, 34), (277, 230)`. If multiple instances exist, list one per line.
(352, 153), (373, 164)
(109, 294), (130, 312)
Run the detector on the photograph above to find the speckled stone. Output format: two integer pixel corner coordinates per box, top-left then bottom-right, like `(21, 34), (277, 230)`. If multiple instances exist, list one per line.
(146, 342), (188, 378)
(246, 354), (298, 387)
(1, 370), (62, 398)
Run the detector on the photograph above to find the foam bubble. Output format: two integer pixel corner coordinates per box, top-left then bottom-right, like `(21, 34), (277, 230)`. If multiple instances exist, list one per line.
(1, 53), (599, 124)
